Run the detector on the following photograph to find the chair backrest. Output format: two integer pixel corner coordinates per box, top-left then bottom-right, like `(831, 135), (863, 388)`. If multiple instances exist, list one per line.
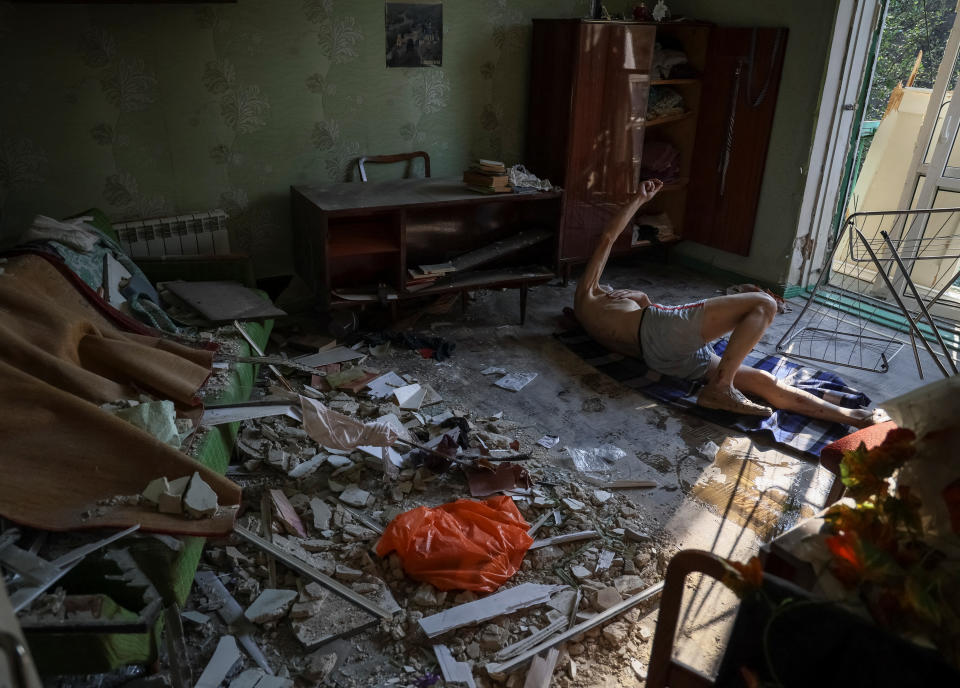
(357, 151), (431, 182)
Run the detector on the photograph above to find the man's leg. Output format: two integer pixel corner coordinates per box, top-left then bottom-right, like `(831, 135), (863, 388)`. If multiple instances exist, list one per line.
(733, 367), (877, 428)
(696, 292), (778, 415)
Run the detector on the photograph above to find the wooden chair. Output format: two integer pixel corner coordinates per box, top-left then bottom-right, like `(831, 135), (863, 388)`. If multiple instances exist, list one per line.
(356, 151), (431, 182)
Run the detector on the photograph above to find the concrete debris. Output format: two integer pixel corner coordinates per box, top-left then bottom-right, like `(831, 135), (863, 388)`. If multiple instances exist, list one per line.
(309, 498), (332, 531)
(141, 477), (167, 505)
(287, 453), (325, 478)
(244, 588), (297, 624)
(183, 472), (219, 519)
(594, 587), (623, 612)
(614, 575), (648, 597)
(338, 485), (371, 508)
(631, 658), (648, 680)
(570, 565), (592, 581)
(304, 651), (338, 682)
(195, 635), (241, 688)
(157, 475), (190, 515)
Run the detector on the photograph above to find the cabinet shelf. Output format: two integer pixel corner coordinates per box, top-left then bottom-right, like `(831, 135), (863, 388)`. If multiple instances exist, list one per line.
(646, 111), (695, 127)
(328, 237), (400, 257)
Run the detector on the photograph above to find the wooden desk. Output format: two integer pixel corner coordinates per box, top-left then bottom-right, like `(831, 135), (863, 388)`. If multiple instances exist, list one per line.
(290, 178), (562, 320)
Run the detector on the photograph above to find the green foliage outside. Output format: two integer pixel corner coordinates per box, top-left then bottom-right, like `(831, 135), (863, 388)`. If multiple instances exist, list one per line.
(867, 0), (958, 121)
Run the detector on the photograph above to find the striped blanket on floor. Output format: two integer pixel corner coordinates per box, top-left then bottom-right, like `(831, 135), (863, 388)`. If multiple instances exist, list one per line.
(556, 330), (871, 458)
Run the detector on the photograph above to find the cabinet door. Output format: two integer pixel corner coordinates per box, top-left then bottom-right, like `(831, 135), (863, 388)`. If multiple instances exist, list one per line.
(685, 27), (787, 256)
(561, 22), (655, 261)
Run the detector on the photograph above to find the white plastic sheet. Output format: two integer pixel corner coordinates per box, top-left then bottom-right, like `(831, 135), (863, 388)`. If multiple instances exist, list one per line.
(299, 397), (398, 451)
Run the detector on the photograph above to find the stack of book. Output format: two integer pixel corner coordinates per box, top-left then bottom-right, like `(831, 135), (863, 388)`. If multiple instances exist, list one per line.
(406, 261), (456, 291)
(463, 159), (511, 194)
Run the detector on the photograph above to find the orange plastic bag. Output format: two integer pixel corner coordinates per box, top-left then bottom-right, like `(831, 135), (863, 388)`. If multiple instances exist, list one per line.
(375, 496), (534, 593)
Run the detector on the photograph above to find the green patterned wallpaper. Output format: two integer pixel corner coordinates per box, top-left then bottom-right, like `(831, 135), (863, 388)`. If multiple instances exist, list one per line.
(0, 0), (588, 277)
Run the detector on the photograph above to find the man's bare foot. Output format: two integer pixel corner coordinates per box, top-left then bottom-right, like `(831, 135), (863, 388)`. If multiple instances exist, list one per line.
(846, 408), (881, 429)
(697, 384), (773, 417)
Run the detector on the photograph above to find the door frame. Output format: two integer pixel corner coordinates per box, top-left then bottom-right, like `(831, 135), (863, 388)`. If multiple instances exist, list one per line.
(787, 0), (884, 289)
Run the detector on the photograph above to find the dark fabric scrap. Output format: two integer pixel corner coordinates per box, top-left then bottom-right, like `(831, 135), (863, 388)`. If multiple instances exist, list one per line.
(365, 331), (456, 361)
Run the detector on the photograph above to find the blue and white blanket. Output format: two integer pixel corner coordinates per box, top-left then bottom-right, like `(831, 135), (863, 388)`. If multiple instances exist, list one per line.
(556, 331), (870, 458)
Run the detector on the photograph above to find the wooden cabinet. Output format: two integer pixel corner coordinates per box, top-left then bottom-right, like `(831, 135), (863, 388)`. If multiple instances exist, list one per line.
(527, 20), (787, 264)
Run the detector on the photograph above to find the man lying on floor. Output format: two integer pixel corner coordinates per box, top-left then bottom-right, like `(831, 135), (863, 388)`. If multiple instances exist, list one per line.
(574, 179), (877, 429)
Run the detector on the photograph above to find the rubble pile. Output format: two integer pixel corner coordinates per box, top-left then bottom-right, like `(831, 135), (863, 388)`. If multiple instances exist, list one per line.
(173, 341), (674, 687)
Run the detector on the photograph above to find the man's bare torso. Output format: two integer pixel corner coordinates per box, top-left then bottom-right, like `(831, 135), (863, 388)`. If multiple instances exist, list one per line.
(574, 290), (645, 359)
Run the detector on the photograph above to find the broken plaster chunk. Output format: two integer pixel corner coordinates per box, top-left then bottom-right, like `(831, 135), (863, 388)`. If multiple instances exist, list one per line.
(631, 659), (648, 680)
(244, 588), (297, 624)
(334, 564), (363, 582)
(290, 599), (322, 619)
(595, 586), (623, 612)
(570, 565), (592, 581)
(142, 477), (168, 505)
(180, 609), (210, 625)
(624, 527), (652, 543)
(562, 497), (586, 511)
(326, 454), (353, 469)
(614, 574), (648, 597)
(157, 475), (190, 514)
(411, 584), (440, 607)
(343, 523), (377, 541)
(339, 485), (371, 508)
(310, 498), (332, 531)
(183, 472), (219, 519)
(592, 489), (613, 505)
(603, 620), (630, 645)
(288, 453), (326, 479)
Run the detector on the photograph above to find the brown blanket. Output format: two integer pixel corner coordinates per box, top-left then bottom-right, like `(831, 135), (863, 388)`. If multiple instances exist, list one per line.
(0, 254), (240, 535)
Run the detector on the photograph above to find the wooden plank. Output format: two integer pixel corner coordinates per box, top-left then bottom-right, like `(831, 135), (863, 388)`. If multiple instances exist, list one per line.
(233, 525), (396, 620)
(485, 581), (665, 676)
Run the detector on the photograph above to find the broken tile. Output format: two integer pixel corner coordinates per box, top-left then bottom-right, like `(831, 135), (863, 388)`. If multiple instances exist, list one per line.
(244, 588), (297, 624)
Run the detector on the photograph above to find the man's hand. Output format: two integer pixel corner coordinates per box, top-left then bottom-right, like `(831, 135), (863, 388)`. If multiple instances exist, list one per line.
(634, 179), (663, 207)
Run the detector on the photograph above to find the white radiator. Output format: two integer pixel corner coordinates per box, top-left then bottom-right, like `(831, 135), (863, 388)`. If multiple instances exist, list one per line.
(114, 209), (231, 258)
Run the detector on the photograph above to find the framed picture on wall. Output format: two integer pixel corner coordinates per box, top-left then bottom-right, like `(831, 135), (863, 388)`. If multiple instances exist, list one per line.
(385, 1), (442, 68)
